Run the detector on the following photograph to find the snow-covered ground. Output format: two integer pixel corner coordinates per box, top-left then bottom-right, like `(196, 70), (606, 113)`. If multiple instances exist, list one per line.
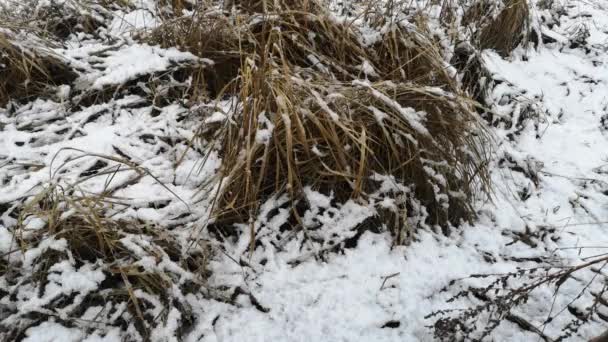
(2, 0), (608, 341)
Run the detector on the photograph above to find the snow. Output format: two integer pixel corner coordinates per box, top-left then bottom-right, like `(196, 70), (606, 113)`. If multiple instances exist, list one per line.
(109, 9), (159, 35)
(2, 0), (608, 340)
(87, 44), (199, 89)
(0, 225), (13, 254)
(23, 322), (84, 342)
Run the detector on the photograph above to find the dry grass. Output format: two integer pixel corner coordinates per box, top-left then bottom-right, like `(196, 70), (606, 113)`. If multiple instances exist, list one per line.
(28, 3), (103, 39)
(147, 12), (243, 99)
(147, 10), (369, 96)
(151, 3), (493, 237)
(451, 43), (493, 104)
(148, 5), (461, 96)
(479, 0), (530, 56)
(157, 0), (194, 18)
(461, 0), (497, 28)
(226, 0), (322, 13)
(206, 68), (489, 232)
(460, 0), (530, 57)
(0, 0), (129, 40)
(148, 0), (503, 246)
(443, 0), (530, 100)
(0, 29), (77, 107)
(2, 184), (210, 339)
(369, 23), (457, 90)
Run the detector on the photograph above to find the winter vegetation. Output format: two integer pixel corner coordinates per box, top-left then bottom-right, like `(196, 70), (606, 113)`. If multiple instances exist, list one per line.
(1, 0), (608, 340)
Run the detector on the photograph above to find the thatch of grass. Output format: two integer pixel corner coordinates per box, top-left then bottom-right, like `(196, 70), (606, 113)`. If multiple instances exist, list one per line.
(147, 10), (368, 96)
(226, 0), (322, 13)
(461, 0), (496, 29)
(369, 23), (457, 90)
(156, 0), (194, 18)
(3, 184), (210, 340)
(0, 0), (128, 40)
(0, 29), (77, 107)
(205, 69), (489, 232)
(147, 12), (244, 99)
(150, 2), (491, 238)
(444, 0), (529, 100)
(148, 8), (460, 96)
(479, 0), (530, 56)
(27, 2), (104, 39)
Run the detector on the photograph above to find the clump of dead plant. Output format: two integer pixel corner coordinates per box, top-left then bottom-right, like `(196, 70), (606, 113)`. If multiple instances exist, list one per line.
(0, 28), (77, 107)
(147, 9), (369, 97)
(450, 42), (494, 104)
(460, 0), (531, 57)
(479, 0), (531, 56)
(206, 66), (489, 233)
(368, 22), (457, 90)
(429, 254), (608, 341)
(151, 1), (493, 240)
(27, 3), (102, 39)
(225, 0), (322, 13)
(147, 1), (462, 95)
(146, 11), (243, 99)
(0, 0), (128, 40)
(0, 184), (211, 340)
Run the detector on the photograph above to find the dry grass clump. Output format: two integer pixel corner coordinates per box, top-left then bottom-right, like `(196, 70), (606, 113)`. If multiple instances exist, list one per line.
(148, 7), (460, 97)
(2, 185), (210, 340)
(226, 0), (322, 13)
(368, 23), (457, 90)
(150, 1), (491, 238)
(147, 10), (368, 96)
(207, 67), (489, 230)
(156, 0), (194, 18)
(147, 12), (243, 98)
(34, 7), (103, 40)
(450, 43), (493, 104)
(0, 29), (77, 107)
(443, 0), (530, 100)
(0, 0), (128, 40)
(460, 0), (531, 57)
(24, 2), (103, 39)
(461, 0), (496, 28)
(479, 0), (530, 56)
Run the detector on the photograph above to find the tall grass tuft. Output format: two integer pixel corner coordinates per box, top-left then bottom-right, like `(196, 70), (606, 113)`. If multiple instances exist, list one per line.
(145, 1), (492, 240)
(0, 28), (76, 107)
(479, 0), (530, 56)
(2, 183), (210, 340)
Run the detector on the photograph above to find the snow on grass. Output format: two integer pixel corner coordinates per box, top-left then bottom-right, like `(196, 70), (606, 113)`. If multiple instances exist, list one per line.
(2, 0), (608, 340)
(87, 44), (199, 89)
(190, 1), (608, 339)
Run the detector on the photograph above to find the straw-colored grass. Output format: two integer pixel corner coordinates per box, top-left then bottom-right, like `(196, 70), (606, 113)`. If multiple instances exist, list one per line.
(479, 0), (530, 56)
(2, 184), (210, 340)
(0, 29), (76, 107)
(226, 0), (322, 13)
(149, 7), (461, 94)
(369, 23), (457, 90)
(147, 1), (492, 239)
(0, 0), (130, 40)
(146, 2), (493, 237)
(147, 12), (243, 99)
(206, 67), (489, 230)
(461, 0), (530, 56)
(451, 43), (493, 104)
